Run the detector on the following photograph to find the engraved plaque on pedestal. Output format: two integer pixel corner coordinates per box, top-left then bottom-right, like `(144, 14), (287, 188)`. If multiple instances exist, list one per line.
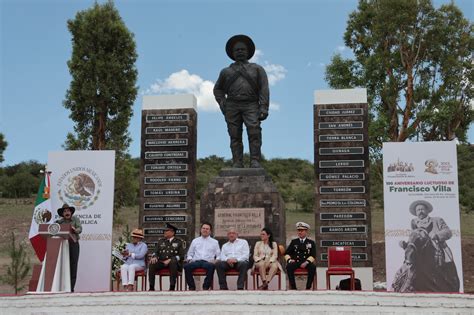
(139, 94), (197, 250)
(214, 208), (265, 238)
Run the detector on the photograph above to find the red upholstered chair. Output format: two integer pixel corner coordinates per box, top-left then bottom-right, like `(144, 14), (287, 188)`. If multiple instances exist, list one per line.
(293, 267), (317, 290)
(326, 246), (355, 290)
(115, 268), (147, 291)
(251, 267), (282, 290)
(156, 267), (183, 291)
(186, 268), (213, 290)
(225, 267), (248, 289)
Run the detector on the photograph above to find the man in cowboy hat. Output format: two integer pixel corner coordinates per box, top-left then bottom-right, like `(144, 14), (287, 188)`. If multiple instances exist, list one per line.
(120, 228), (148, 291)
(55, 203), (82, 292)
(148, 223), (185, 291)
(284, 222), (316, 290)
(398, 199), (459, 292)
(214, 34), (269, 168)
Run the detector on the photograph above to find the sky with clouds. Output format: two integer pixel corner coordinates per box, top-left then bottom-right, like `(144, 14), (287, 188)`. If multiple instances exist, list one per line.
(1, 0), (473, 166)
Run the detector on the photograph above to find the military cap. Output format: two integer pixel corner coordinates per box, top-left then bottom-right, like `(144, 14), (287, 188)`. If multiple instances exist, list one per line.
(296, 222), (310, 230)
(165, 223), (178, 233)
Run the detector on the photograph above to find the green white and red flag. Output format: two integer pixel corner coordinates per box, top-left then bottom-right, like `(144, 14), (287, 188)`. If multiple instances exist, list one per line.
(28, 172), (53, 261)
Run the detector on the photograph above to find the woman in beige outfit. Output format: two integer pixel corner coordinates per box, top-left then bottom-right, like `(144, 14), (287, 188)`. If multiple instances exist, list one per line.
(253, 228), (279, 290)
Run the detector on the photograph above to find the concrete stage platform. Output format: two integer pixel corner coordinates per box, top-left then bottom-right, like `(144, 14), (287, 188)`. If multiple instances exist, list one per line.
(1, 290), (473, 315)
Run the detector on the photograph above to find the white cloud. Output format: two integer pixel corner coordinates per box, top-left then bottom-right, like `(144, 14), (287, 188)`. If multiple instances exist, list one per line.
(263, 62), (287, 86)
(250, 49), (263, 63)
(145, 69), (219, 112)
(144, 51), (287, 112)
(250, 49), (286, 86)
(270, 102), (280, 111)
(336, 45), (347, 53)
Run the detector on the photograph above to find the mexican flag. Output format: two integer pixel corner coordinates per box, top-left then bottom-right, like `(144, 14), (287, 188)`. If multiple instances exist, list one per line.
(29, 172), (53, 261)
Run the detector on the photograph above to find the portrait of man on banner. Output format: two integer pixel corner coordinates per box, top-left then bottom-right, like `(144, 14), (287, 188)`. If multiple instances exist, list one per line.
(392, 199), (460, 293)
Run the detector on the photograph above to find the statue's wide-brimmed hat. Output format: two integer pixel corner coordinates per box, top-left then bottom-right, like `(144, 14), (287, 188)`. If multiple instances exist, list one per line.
(165, 223), (178, 233)
(131, 228), (145, 239)
(57, 203), (75, 217)
(226, 34), (255, 61)
(409, 200), (433, 216)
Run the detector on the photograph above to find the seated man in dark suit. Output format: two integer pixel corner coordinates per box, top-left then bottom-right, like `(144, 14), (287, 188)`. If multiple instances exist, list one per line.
(284, 222), (316, 290)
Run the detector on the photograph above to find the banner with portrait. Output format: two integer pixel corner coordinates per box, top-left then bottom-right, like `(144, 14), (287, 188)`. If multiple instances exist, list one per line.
(49, 151), (115, 292)
(383, 141), (463, 293)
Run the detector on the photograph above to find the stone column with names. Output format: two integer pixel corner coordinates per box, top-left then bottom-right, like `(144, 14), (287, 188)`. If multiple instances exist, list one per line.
(140, 94), (197, 250)
(314, 89), (373, 288)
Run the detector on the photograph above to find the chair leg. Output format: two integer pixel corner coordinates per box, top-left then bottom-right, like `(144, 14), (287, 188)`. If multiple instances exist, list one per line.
(116, 271), (120, 291)
(326, 274), (330, 290)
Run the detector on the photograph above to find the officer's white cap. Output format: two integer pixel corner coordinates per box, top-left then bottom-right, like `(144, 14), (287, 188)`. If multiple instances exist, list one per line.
(296, 222), (310, 230)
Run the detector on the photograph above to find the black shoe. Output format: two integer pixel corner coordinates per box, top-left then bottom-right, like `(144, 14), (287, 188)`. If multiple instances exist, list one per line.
(237, 288), (244, 290)
(203, 286), (211, 290)
(220, 287), (228, 290)
(169, 285), (175, 291)
(188, 287), (196, 291)
(149, 286), (155, 291)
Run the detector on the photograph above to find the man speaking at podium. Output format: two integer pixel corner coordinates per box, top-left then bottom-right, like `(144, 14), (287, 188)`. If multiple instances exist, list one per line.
(55, 203), (82, 292)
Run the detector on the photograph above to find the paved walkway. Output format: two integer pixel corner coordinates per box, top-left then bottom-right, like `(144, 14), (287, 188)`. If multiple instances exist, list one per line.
(1, 290), (473, 314)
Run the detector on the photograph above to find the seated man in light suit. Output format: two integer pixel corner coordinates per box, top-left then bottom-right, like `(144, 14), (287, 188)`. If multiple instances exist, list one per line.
(215, 228), (250, 290)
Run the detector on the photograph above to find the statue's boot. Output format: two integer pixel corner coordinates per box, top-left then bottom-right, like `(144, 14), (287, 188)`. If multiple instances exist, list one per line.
(248, 127), (262, 168)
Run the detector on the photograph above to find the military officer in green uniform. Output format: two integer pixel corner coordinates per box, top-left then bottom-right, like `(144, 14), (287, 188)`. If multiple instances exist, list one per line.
(284, 222), (316, 290)
(148, 223), (185, 291)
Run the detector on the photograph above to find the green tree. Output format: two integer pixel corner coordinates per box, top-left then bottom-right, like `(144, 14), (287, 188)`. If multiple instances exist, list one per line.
(63, 0), (138, 154)
(294, 185), (314, 212)
(325, 0), (473, 153)
(458, 144), (474, 213)
(114, 155), (139, 209)
(0, 232), (31, 294)
(0, 133), (7, 164)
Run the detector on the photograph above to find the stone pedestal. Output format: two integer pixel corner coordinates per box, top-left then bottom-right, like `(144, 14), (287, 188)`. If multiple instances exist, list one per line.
(200, 168), (285, 249)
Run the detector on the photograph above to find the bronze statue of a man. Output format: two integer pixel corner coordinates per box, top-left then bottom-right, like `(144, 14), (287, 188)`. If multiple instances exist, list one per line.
(214, 35), (269, 168)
